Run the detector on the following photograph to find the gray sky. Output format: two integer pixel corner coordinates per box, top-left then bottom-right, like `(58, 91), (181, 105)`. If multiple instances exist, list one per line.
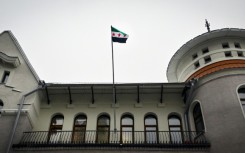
(1, 0), (245, 83)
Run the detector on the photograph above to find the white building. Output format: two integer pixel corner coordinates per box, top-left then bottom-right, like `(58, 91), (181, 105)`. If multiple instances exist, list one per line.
(0, 28), (245, 153)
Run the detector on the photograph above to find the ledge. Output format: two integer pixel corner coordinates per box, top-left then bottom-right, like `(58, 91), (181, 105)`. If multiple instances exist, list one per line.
(0, 52), (20, 67)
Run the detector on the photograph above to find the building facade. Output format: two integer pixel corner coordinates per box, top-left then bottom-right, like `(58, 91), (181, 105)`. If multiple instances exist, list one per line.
(0, 28), (245, 153)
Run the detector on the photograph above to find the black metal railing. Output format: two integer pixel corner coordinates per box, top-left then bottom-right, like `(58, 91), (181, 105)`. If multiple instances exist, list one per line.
(13, 130), (210, 149)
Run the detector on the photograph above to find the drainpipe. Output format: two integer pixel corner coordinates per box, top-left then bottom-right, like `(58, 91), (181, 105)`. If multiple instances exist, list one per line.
(183, 78), (198, 131)
(6, 84), (44, 153)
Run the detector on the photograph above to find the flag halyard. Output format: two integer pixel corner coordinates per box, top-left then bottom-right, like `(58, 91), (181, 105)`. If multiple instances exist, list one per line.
(111, 26), (129, 43)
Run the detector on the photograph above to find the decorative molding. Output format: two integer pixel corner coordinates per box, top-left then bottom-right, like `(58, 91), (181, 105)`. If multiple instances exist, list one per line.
(40, 104), (51, 109)
(89, 104), (97, 108)
(157, 103), (165, 107)
(67, 104), (74, 108)
(111, 103), (119, 108)
(135, 103), (143, 108)
(0, 52), (20, 67)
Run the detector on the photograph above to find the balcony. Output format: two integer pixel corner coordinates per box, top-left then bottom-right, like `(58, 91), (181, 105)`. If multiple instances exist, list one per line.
(13, 130), (210, 150)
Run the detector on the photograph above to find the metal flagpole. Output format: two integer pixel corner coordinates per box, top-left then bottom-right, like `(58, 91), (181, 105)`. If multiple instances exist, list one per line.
(111, 31), (117, 131)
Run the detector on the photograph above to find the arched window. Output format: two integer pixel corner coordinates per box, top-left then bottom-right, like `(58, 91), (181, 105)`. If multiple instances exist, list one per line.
(72, 114), (87, 143)
(168, 114), (182, 143)
(121, 114), (134, 143)
(193, 103), (205, 133)
(144, 114), (158, 143)
(96, 114), (110, 143)
(238, 88), (245, 112)
(48, 114), (64, 142)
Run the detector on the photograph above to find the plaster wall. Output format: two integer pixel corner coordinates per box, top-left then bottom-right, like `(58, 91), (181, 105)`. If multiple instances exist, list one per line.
(0, 114), (32, 153)
(188, 73), (245, 153)
(33, 92), (185, 132)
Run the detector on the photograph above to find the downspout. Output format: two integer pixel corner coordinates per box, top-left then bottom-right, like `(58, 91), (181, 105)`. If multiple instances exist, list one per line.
(183, 78), (198, 131)
(6, 84), (43, 153)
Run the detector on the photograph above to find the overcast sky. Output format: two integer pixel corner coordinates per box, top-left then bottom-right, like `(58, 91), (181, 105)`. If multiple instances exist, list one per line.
(1, 0), (245, 83)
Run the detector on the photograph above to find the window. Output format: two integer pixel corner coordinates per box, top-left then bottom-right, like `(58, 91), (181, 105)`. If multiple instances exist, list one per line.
(96, 114), (110, 143)
(193, 103), (205, 134)
(72, 114), (87, 143)
(225, 51), (232, 57)
(1, 71), (10, 84)
(48, 114), (64, 142)
(194, 61), (200, 69)
(121, 114), (134, 143)
(168, 115), (182, 143)
(234, 42), (241, 48)
(202, 48), (209, 54)
(0, 100), (3, 110)
(144, 114), (158, 143)
(204, 56), (211, 63)
(238, 88), (245, 112)
(192, 53), (198, 60)
(222, 42), (229, 48)
(237, 51), (244, 57)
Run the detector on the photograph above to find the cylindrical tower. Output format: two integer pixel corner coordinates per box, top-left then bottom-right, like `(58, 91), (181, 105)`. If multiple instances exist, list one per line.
(167, 28), (245, 82)
(167, 28), (245, 153)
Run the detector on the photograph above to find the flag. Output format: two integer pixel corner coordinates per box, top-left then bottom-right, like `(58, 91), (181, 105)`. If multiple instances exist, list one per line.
(111, 26), (129, 43)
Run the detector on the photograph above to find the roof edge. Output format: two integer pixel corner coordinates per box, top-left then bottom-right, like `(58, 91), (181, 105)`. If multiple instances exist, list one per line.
(1, 30), (40, 82)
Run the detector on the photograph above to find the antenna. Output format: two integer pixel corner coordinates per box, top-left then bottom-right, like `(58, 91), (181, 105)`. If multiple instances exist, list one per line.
(205, 19), (210, 32)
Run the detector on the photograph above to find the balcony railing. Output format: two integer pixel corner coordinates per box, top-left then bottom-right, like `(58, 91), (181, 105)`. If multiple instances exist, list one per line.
(13, 130), (210, 150)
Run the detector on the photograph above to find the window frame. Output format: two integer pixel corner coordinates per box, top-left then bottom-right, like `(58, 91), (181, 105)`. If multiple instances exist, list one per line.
(48, 114), (64, 142)
(234, 42), (241, 49)
(96, 114), (110, 143)
(144, 114), (158, 143)
(1, 71), (10, 84)
(192, 53), (198, 60)
(168, 114), (183, 143)
(225, 51), (232, 57)
(194, 61), (200, 69)
(238, 87), (245, 114)
(222, 42), (230, 49)
(202, 47), (209, 54)
(120, 114), (134, 144)
(193, 103), (205, 134)
(72, 114), (87, 143)
(204, 56), (211, 64)
(237, 51), (244, 57)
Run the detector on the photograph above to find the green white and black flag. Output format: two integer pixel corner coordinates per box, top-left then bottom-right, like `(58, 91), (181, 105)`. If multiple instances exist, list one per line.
(111, 26), (129, 43)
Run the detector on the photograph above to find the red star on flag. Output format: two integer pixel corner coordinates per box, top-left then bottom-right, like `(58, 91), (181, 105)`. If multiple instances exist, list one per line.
(118, 33), (121, 37)
(112, 33), (115, 36)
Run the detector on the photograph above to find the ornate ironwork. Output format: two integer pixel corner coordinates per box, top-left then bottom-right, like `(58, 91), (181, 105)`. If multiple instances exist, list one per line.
(13, 130), (210, 150)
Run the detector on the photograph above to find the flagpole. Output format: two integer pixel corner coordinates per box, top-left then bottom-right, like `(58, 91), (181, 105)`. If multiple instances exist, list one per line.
(111, 29), (117, 131)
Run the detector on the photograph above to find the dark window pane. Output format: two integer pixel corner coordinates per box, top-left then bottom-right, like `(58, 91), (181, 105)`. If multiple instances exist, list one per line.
(75, 116), (87, 126)
(234, 42), (241, 48)
(98, 116), (110, 125)
(222, 42), (229, 48)
(97, 127), (109, 143)
(49, 114), (64, 143)
(1, 71), (10, 84)
(193, 104), (205, 132)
